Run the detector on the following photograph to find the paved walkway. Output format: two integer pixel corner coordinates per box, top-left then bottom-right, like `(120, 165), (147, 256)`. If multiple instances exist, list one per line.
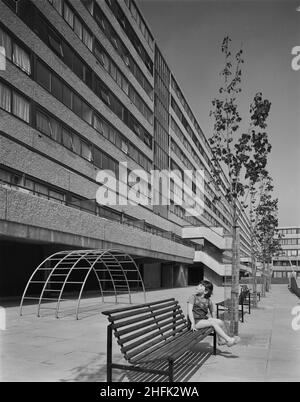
(0, 285), (299, 382)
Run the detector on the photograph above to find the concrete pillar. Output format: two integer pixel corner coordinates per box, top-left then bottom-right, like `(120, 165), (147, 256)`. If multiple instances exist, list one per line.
(143, 263), (161, 289)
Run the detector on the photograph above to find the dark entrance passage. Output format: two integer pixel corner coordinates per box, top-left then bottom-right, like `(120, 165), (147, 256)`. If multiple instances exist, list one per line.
(187, 264), (204, 286)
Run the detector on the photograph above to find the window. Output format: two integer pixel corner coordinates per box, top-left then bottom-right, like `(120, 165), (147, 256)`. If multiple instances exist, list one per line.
(94, 148), (102, 168)
(100, 87), (111, 106)
(12, 43), (31, 75)
(36, 111), (51, 137)
(12, 92), (30, 122)
(35, 183), (49, 198)
(62, 128), (73, 149)
(74, 17), (83, 40)
(0, 82), (11, 112)
(93, 114), (103, 133)
(110, 63), (117, 81)
(48, 30), (63, 57)
(49, 116), (62, 142)
(81, 141), (92, 161)
(73, 54), (84, 80)
(82, 28), (93, 51)
(64, 3), (74, 28)
(51, 74), (63, 101)
(0, 28), (12, 60)
(73, 94), (82, 117)
(49, 189), (64, 203)
(36, 61), (51, 91)
(72, 134), (81, 154)
(82, 101), (92, 124)
(62, 85), (72, 109)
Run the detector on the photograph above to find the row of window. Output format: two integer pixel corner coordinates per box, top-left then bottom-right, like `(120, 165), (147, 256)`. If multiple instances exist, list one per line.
(0, 165), (198, 248)
(0, 26), (31, 75)
(104, 0), (153, 74)
(278, 228), (300, 235)
(49, 0), (93, 51)
(81, 0), (153, 100)
(274, 261), (299, 266)
(279, 250), (300, 256)
(35, 58), (152, 149)
(155, 71), (169, 110)
(273, 271), (300, 279)
(14, 2), (153, 145)
(155, 46), (170, 89)
(123, 0), (154, 51)
(169, 159), (229, 231)
(0, 79), (152, 172)
(170, 138), (230, 227)
(171, 76), (212, 157)
(280, 239), (300, 245)
(46, 0), (153, 125)
(170, 116), (231, 220)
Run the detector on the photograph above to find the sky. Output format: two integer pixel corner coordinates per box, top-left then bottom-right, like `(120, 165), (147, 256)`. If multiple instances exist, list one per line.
(136, 0), (300, 227)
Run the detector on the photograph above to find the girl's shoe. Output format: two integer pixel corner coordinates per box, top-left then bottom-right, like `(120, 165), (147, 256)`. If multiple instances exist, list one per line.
(226, 336), (241, 347)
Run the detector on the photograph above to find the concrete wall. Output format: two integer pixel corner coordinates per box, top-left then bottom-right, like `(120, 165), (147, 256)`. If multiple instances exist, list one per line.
(203, 267), (223, 287)
(0, 187), (194, 264)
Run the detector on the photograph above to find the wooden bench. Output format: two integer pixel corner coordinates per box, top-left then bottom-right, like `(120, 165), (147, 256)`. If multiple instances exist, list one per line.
(102, 298), (216, 382)
(216, 290), (251, 323)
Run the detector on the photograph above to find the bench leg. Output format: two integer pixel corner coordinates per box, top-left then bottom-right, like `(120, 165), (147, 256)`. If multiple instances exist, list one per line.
(248, 294), (251, 314)
(213, 330), (217, 355)
(168, 358), (174, 382)
(107, 324), (113, 382)
(217, 304), (219, 319)
(241, 303), (244, 323)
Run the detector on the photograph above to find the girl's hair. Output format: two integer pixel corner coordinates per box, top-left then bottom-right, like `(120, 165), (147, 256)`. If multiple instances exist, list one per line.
(200, 280), (213, 298)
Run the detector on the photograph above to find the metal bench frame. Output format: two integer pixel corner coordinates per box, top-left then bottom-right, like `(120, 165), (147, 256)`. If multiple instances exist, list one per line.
(102, 298), (217, 382)
(216, 290), (251, 323)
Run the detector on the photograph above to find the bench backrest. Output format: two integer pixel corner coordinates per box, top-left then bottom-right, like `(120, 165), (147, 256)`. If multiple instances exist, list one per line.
(239, 288), (250, 304)
(102, 298), (189, 363)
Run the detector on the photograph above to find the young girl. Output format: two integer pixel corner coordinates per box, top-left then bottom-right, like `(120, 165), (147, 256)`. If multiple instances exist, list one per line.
(187, 280), (240, 347)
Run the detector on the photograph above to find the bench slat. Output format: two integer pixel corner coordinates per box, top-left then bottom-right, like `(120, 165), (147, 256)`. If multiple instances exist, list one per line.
(131, 327), (213, 364)
(116, 312), (182, 343)
(120, 318), (188, 353)
(107, 300), (179, 322)
(111, 305), (182, 329)
(125, 323), (189, 361)
(102, 298), (176, 316)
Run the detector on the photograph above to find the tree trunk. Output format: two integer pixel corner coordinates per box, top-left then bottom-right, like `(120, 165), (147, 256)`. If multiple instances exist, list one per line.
(230, 216), (240, 336)
(251, 231), (257, 308)
(266, 261), (270, 292)
(261, 259), (266, 297)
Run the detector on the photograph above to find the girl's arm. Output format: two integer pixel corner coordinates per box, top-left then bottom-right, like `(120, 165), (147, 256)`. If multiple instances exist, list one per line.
(209, 299), (216, 318)
(188, 303), (196, 331)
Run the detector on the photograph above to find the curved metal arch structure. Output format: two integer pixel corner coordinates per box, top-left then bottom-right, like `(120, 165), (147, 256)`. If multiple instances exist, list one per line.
(20, 249), (146, 319)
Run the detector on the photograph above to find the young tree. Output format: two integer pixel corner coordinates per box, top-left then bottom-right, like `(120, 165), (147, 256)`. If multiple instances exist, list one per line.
(209, 37), (272, 334)
(255, 180), (279, 296)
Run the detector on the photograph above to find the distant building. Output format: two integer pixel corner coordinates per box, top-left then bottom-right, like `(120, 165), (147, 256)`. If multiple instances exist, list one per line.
(0, 0), (251, 296)
(273, 227), (300, 279)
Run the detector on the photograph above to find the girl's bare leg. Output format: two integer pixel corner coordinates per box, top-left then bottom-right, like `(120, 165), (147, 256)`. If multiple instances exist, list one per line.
(194, 318), (237, 344)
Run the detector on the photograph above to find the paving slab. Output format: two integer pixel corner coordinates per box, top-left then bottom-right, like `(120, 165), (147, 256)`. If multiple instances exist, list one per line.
(0, 284), (299, 382)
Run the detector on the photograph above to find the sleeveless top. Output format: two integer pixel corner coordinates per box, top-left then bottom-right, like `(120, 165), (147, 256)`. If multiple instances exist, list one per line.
(188, 294), (212, 321)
